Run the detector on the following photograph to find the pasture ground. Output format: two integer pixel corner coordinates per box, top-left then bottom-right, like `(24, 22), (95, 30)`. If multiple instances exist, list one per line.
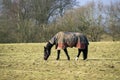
(0, 42), (120, 80)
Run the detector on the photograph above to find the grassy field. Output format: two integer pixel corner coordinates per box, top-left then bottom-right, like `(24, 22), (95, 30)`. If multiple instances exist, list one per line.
(0, 42), (120, 80)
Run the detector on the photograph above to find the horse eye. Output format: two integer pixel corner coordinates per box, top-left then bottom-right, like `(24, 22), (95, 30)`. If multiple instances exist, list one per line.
(44, 49), (46, 52)
(46, 50), (49, 53)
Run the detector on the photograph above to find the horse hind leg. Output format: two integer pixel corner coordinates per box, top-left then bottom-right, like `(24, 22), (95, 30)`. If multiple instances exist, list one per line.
(83, 50), (88, 60)
(75, 49), (82, 60)
(83, 46), (88, 60)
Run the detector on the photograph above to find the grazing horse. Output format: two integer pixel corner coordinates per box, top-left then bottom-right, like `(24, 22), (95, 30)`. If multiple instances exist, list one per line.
(44, 32), (89, 60)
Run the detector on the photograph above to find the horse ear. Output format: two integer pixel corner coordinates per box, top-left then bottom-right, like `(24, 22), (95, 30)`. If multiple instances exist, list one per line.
(44, 46), (46, 49)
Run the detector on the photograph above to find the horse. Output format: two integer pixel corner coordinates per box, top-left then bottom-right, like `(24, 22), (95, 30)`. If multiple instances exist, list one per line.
(44, 32), (89, 60)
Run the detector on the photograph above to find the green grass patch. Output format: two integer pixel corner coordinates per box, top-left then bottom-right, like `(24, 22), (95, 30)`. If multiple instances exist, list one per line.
(0, 42), (120, 80)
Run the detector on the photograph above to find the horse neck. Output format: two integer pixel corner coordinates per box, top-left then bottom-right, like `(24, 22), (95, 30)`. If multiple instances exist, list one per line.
(46, 42), (54, 50)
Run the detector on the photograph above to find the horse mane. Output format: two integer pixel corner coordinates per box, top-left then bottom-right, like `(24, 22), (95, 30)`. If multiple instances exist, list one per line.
(46, 42), (54, 50)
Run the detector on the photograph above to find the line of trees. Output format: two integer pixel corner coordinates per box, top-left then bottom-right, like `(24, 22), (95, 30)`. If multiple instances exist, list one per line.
(0, 0), (120, 43)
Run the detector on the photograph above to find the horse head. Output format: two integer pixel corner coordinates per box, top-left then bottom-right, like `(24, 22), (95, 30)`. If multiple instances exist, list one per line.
(44, 46), (51, 60)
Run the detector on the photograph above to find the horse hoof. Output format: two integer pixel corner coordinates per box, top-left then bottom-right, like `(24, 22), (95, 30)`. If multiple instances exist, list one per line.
(56, 58), (59, 60)
(68, 57), (70, 60)
(75, 57), (78, 61)
(83, 59), (87, 61)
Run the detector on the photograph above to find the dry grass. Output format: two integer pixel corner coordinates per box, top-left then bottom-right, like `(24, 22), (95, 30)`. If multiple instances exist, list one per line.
(0, 42), (120, 80)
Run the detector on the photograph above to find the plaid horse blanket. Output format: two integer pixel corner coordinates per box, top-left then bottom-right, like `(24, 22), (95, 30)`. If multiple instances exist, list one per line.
(49, 32), (89, 50)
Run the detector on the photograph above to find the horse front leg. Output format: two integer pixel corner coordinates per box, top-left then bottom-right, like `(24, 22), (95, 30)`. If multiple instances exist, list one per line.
(64, 48), (70, 60)
(56, 50), (60, 60)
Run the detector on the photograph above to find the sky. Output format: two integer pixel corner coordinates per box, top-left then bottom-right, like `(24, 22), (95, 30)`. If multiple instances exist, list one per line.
(77, 0), (117, 6)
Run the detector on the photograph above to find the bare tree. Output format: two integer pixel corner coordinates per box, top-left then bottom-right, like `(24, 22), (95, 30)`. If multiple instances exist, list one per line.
(107, 1), (120, 41)
(0, 0), (77, 43)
